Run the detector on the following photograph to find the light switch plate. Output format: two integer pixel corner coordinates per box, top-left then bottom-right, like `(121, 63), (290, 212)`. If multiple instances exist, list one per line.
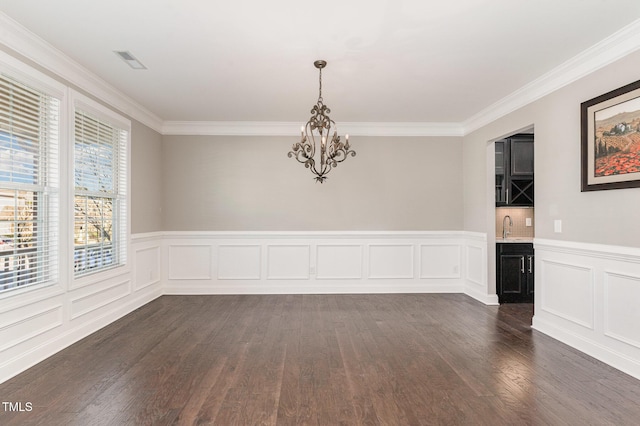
(526, 218), (532, 227)
(554, 219), (562, 233)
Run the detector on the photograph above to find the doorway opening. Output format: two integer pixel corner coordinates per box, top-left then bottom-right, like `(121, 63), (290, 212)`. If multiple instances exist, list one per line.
(493, 127), (535, 322)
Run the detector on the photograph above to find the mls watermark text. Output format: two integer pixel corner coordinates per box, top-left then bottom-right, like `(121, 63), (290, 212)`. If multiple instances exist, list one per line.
(2, 402), (33, 412)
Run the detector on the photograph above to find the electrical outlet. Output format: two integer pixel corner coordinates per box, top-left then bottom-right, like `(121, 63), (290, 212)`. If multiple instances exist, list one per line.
(526, 217), (532, 227)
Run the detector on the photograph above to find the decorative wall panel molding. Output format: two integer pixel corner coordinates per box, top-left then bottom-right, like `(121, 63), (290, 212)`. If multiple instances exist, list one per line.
(0, 304), (63, 353)
(368, 244), (414, 279)
(466, 245), (484, 286)
(603, 271), (640, 349)
(419, 244), (461, 279)
(533, 238), (640, 381)
(539, 259), (594, 329)
(69, 279), (132, 320)
(462, 235), (496, 305)
(316, 245), (363, 280)
(218, 245), (262, 280)
(267, 245), (310, 280)
(168, 244), (212, 280)
(134, 245), (161, 290)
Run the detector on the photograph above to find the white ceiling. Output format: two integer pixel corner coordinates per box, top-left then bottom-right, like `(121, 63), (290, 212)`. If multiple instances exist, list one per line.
(2, 0), (640, 128)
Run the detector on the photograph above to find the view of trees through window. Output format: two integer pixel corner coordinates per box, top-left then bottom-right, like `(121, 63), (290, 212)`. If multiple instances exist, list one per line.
(73, 110), (124, 276)
(73, 195), (114, 274)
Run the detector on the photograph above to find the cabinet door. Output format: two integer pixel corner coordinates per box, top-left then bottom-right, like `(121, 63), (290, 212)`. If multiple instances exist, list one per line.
(498, 254), (525, 298)
(510, 136), (534, 176)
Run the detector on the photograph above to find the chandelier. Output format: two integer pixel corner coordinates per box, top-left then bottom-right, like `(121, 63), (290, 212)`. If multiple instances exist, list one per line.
(288, 60), (355, 183)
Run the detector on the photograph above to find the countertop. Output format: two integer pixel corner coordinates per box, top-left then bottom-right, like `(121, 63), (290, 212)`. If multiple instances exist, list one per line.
(496, 238), (534, 244)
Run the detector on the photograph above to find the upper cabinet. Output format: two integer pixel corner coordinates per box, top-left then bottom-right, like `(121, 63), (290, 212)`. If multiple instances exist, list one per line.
(496, 134), (534, 207)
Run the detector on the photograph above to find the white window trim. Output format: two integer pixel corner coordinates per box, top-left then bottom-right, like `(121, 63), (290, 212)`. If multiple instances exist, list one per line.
(69, 89), (131, 289)
(0, 51), (133, 300)
(0, 50), (67, 303)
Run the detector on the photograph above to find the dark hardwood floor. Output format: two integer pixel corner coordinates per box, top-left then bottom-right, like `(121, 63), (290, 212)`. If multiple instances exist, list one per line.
(1, 294), (639, 425)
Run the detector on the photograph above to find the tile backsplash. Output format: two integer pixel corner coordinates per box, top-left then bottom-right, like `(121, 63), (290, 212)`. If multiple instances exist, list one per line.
(496, 207), (535, 238)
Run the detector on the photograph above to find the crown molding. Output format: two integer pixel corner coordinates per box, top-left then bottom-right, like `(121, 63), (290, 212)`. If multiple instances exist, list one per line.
(463, 18), (640, 135)
(3, 11), (640, 139)
(341, 122), (464, 137)
(0, 12), (163, 133)
(163, 121), (301, 136)
(162, 121), (465, 137)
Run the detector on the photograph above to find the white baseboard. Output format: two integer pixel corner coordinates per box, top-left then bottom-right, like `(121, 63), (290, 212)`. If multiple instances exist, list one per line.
(464, 285), (499, 305)
(164, 281), (465, 295)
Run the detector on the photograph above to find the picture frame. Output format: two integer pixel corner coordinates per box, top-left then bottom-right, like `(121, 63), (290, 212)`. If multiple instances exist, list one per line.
(581, 79), (640, 191)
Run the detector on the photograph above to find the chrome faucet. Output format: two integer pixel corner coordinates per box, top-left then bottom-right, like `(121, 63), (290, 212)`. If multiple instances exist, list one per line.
(502, 215), (513, 239)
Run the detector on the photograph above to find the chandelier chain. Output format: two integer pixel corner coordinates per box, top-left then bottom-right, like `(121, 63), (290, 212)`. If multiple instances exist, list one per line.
(318, 66), (323, 102)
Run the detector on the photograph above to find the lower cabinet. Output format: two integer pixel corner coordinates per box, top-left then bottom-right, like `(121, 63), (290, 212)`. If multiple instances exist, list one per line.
(496, 243), (534, 303)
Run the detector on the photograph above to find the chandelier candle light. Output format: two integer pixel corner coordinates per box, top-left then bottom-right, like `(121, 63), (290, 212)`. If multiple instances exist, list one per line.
(288, 60), (355, 183)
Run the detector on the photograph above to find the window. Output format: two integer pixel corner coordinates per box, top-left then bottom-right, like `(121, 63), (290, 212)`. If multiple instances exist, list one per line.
(0, 73), (59, 292)
(73, 104), (128, 276)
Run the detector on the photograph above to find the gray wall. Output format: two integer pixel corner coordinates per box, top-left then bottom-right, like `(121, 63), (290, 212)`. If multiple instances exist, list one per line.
(463, 50), (640, 247)
(131, 120), (163, 233)
(162, 135), (463, 231)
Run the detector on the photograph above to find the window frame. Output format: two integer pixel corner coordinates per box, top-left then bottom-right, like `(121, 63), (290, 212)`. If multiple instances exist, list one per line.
(0, 50), (66, 301)
(69, 90), (131, 287)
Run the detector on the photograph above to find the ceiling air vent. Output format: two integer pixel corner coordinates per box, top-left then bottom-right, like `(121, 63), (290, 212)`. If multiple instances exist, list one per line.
(114, 51), (147, 70)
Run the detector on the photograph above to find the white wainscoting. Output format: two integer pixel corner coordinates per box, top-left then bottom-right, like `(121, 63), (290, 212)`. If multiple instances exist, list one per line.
(0, 232), (163, 384)
(464, 233), (497, 305)
(163, 231), (491, 298)
(533, 238), (640, 380)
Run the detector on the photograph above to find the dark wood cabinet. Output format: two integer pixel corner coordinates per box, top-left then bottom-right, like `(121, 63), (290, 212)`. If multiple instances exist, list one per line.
(496, 134), (534, 206)
(497, 243), (534, 303)
(510, 136), (534, 176)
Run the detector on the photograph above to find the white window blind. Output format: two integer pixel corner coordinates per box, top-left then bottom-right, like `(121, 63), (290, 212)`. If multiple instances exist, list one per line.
(0, 73), (59, 293)
(73, 109), (127, 276)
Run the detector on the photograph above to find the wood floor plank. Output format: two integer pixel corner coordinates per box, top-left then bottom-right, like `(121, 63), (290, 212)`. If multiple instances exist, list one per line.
(2, 294), (640, 425)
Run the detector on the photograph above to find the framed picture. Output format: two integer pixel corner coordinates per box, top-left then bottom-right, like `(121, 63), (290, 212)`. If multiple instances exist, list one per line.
(581, 79), (640, 191)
